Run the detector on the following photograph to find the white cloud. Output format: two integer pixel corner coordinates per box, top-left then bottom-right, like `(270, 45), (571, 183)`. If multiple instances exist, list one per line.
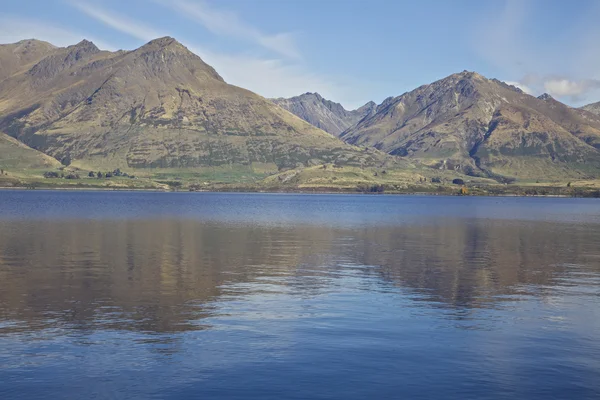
(504, 81), (533, 95)
(154, 0), (300, 59)
(543, 78), (600, 99)
(0, 14), (115, 50)
(472, 0), (600, 105)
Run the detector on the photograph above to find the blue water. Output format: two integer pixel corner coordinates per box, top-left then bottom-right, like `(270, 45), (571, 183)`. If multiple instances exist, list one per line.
(0, 191), (599, 399)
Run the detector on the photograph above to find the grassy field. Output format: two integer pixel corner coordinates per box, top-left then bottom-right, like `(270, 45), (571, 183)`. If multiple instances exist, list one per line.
(1, 161), (599, 197)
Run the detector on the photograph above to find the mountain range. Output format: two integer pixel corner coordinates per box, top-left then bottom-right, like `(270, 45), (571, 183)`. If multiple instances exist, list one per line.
(278, 72), (600, 180)
(1, 37), (600, 188)
(0, 37), (382, 174)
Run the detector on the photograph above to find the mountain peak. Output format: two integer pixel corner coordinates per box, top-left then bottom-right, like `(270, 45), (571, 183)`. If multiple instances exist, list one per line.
(138, 37), (189, 53)
(145, 36), (178, 47)
(538, 93), (555, 101)
(453, 70), (485, 81)
(69, 39), (99, 52)
(129, 36), (223, 82)
(13, 38), (57, 48)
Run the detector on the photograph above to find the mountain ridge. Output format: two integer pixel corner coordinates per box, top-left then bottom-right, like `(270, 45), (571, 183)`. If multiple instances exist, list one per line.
(0, 37), (385, 171)
(581, 101), (600, 116)
(271, 92), (376, 136)
(340, 71), (600, 180)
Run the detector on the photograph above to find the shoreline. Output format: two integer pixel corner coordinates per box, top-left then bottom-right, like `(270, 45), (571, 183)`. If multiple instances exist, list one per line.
(0, 185), (593, 198)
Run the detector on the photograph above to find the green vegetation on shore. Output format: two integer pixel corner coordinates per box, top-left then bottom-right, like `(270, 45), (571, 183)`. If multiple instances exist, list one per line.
(1, 163), (599, 197)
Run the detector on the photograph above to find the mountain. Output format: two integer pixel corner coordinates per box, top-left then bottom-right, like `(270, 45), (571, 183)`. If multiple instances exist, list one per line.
(341, 71), (600, 180)
(0, 37), (383, 172)
(0, 39), (57, 82)
(271, 93), (376, 136)
(581, 101), (600, 116)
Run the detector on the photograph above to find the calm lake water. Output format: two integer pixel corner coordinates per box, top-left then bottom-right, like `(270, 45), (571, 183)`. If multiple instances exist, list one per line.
(0, 191), (599, 399)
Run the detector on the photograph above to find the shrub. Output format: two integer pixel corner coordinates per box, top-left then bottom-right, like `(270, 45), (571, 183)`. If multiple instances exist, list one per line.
(65, 173), (80, 180)
(452, 178), (465, 185)
(88, 171), (95, 177)
(431, 177), (441, 183)
(43, 171), (60, 178)
(97, 171), (103, 178)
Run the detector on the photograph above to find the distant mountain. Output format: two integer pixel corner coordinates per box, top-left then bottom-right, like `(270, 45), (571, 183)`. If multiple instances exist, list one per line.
(341, 71), (600, 180)
(0, 37), (385, 172)
(581, 101), (600, 116)
(271, 93), (376, 136)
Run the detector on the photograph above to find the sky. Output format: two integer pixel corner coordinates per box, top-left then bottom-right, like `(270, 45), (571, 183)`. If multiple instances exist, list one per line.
(1, 0), (600, 109)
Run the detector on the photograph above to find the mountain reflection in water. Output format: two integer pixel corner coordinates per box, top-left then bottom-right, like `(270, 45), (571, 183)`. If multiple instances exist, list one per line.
(0, 193), (599, 399)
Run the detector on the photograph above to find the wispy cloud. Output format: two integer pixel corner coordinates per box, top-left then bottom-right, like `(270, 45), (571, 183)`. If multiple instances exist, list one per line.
(0, 14), (114, 50)
(69, 2), (164, 42)
(154, 0), (301, 59)
(66, 2), (360, 106)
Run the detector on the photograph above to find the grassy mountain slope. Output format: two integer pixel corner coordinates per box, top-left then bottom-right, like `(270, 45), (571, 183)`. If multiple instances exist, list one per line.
(0, 37), (384, 172)
(0, 39), (57, 82)
(341, 71), (600, 180)
(0, 131), (61, 170)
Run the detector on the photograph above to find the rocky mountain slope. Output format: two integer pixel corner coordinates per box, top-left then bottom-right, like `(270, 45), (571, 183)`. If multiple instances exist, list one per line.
(581, 101), (600, 116)
(341, 71), (600, 180)
(0, 37), (383, 171)
(271, 93), (376, 136)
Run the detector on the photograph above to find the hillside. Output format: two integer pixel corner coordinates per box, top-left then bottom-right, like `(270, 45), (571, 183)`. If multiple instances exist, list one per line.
(340, 71), (600, 180)
(581, 101), (600, 116)
(271, 93), (376, 136)
(0, 39), (57, 82)
(0, 37), (384, 172)
(0, 131), (61, 170)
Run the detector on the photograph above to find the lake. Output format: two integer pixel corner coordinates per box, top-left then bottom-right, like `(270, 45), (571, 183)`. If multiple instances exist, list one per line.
(0, 191), (599, 399)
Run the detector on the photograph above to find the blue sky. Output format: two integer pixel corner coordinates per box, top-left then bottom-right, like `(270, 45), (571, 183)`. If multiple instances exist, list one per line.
(1, 0), (600, 109)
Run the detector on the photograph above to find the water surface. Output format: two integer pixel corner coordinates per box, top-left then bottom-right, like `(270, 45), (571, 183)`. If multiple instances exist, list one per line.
(0, 191), (599, 399)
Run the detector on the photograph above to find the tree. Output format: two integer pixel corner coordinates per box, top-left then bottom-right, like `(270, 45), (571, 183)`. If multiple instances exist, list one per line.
(431, 177), (441, 183)
(113, 168), (122, 176)
(452, 178), (465, 185)
(567, 182), (571, 187)
(105, 172), (113, 178)
(88, 171), (95, 178)
(97, 171), (103, 178)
